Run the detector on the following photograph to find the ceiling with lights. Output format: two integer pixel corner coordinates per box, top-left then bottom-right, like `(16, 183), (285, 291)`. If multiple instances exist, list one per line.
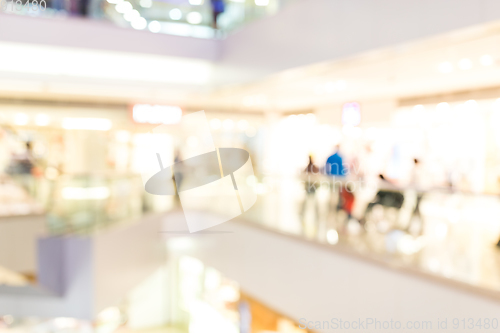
(2, 17), (500, 114)
(199, 21), (500, 112)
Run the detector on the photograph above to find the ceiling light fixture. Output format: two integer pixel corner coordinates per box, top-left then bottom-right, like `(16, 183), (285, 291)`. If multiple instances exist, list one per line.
(413, 105), (425, 112)
(124, 9), (140, 21)
(131, 17), (147, 30)
(35, 114), (50, 126)
(169, 8), (182, 20)
(13, 113), (29, 126)
(186, 12), (203, 24)
(139, 0), (152, 7)
(148, 20), (161, 33)
(115, 1), (132, 13)
(132, 104), (182, 124)
(62, 118), (112, 131)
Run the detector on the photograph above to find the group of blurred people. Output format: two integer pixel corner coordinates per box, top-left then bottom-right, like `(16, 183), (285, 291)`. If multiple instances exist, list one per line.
(300, 145), (426, 236)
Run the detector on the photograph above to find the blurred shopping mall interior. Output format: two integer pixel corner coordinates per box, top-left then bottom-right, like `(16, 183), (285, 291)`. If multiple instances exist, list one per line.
(4, 1), (500, 333)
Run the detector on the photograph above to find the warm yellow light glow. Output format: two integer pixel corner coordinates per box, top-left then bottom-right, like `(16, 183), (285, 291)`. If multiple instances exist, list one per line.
(132, 104), (182, 124)
(35, 113), (50, 126)
(62, 118), (112, 130)
(223, 119), (234, 130)
(327, 229), (339, 244)
(13, 113), (29, 125)
(480, 54), (494, 66)
(210, 118), (221, 130)
(62, 187), (110, 200)
(237, 119), (248, 131)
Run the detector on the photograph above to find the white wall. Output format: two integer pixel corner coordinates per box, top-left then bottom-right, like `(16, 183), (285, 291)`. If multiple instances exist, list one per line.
(4, 0), (500, 81)
(222, 0), (500, 72)
(0, 212), (167, 320)
(0, 14), (220, 61)
(93, 212), (167, 314)
(0, 215), (46, 273)
(164, 211), (500, 333)
(0, 236), (94, 319)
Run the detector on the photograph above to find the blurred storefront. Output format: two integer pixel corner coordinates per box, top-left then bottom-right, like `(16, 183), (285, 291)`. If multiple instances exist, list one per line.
(392, 98), (500, 194)
(259, 96), (500, 196)
(0, 102), (165, 232)
(0, 101), (265, 233)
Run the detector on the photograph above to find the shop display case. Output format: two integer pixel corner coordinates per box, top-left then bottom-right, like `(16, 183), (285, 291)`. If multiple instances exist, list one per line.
(0, 175), (43, 217)
(45, 173), (145, 234)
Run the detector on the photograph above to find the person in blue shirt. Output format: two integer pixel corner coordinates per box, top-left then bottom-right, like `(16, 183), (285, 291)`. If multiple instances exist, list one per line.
(325, 145), (345, 177)
(325, 145), (345, 224)
(211, 0), (225, 29)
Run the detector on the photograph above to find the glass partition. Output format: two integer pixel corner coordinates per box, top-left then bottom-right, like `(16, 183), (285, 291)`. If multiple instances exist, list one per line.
(45, 173), (174, 234)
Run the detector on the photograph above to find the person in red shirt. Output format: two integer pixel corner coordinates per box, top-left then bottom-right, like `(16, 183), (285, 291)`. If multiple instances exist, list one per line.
(340, 183), (355, 220)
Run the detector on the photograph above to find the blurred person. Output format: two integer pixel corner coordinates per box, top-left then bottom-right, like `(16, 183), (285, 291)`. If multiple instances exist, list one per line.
(211, 0), (225, 29)
(7, 141), (35, 175)
(6, 141), (36, 195)
(339, 182), (355, 221)
(300, 155), (320, 235)
(409, 158), (425, 189)
(406, 158), (425, 235)
(325, 145), (345, 177)
(325, 145), (346, 227)
(358, 143), (381, 184)
(378, 173), (396, 186)
(350, 144), (380, 222)
(78, 0), (89, 15)
(361, 173), (404, 232)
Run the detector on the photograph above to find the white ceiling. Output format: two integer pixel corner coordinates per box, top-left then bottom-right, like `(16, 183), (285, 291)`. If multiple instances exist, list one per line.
(200, 21), (500, 112)
(2, 20), (500, 113)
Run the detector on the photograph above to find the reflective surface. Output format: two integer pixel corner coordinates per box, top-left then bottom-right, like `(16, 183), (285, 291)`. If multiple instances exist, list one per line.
(243, 175), (500, 292)
(46, 173), (173, 234)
